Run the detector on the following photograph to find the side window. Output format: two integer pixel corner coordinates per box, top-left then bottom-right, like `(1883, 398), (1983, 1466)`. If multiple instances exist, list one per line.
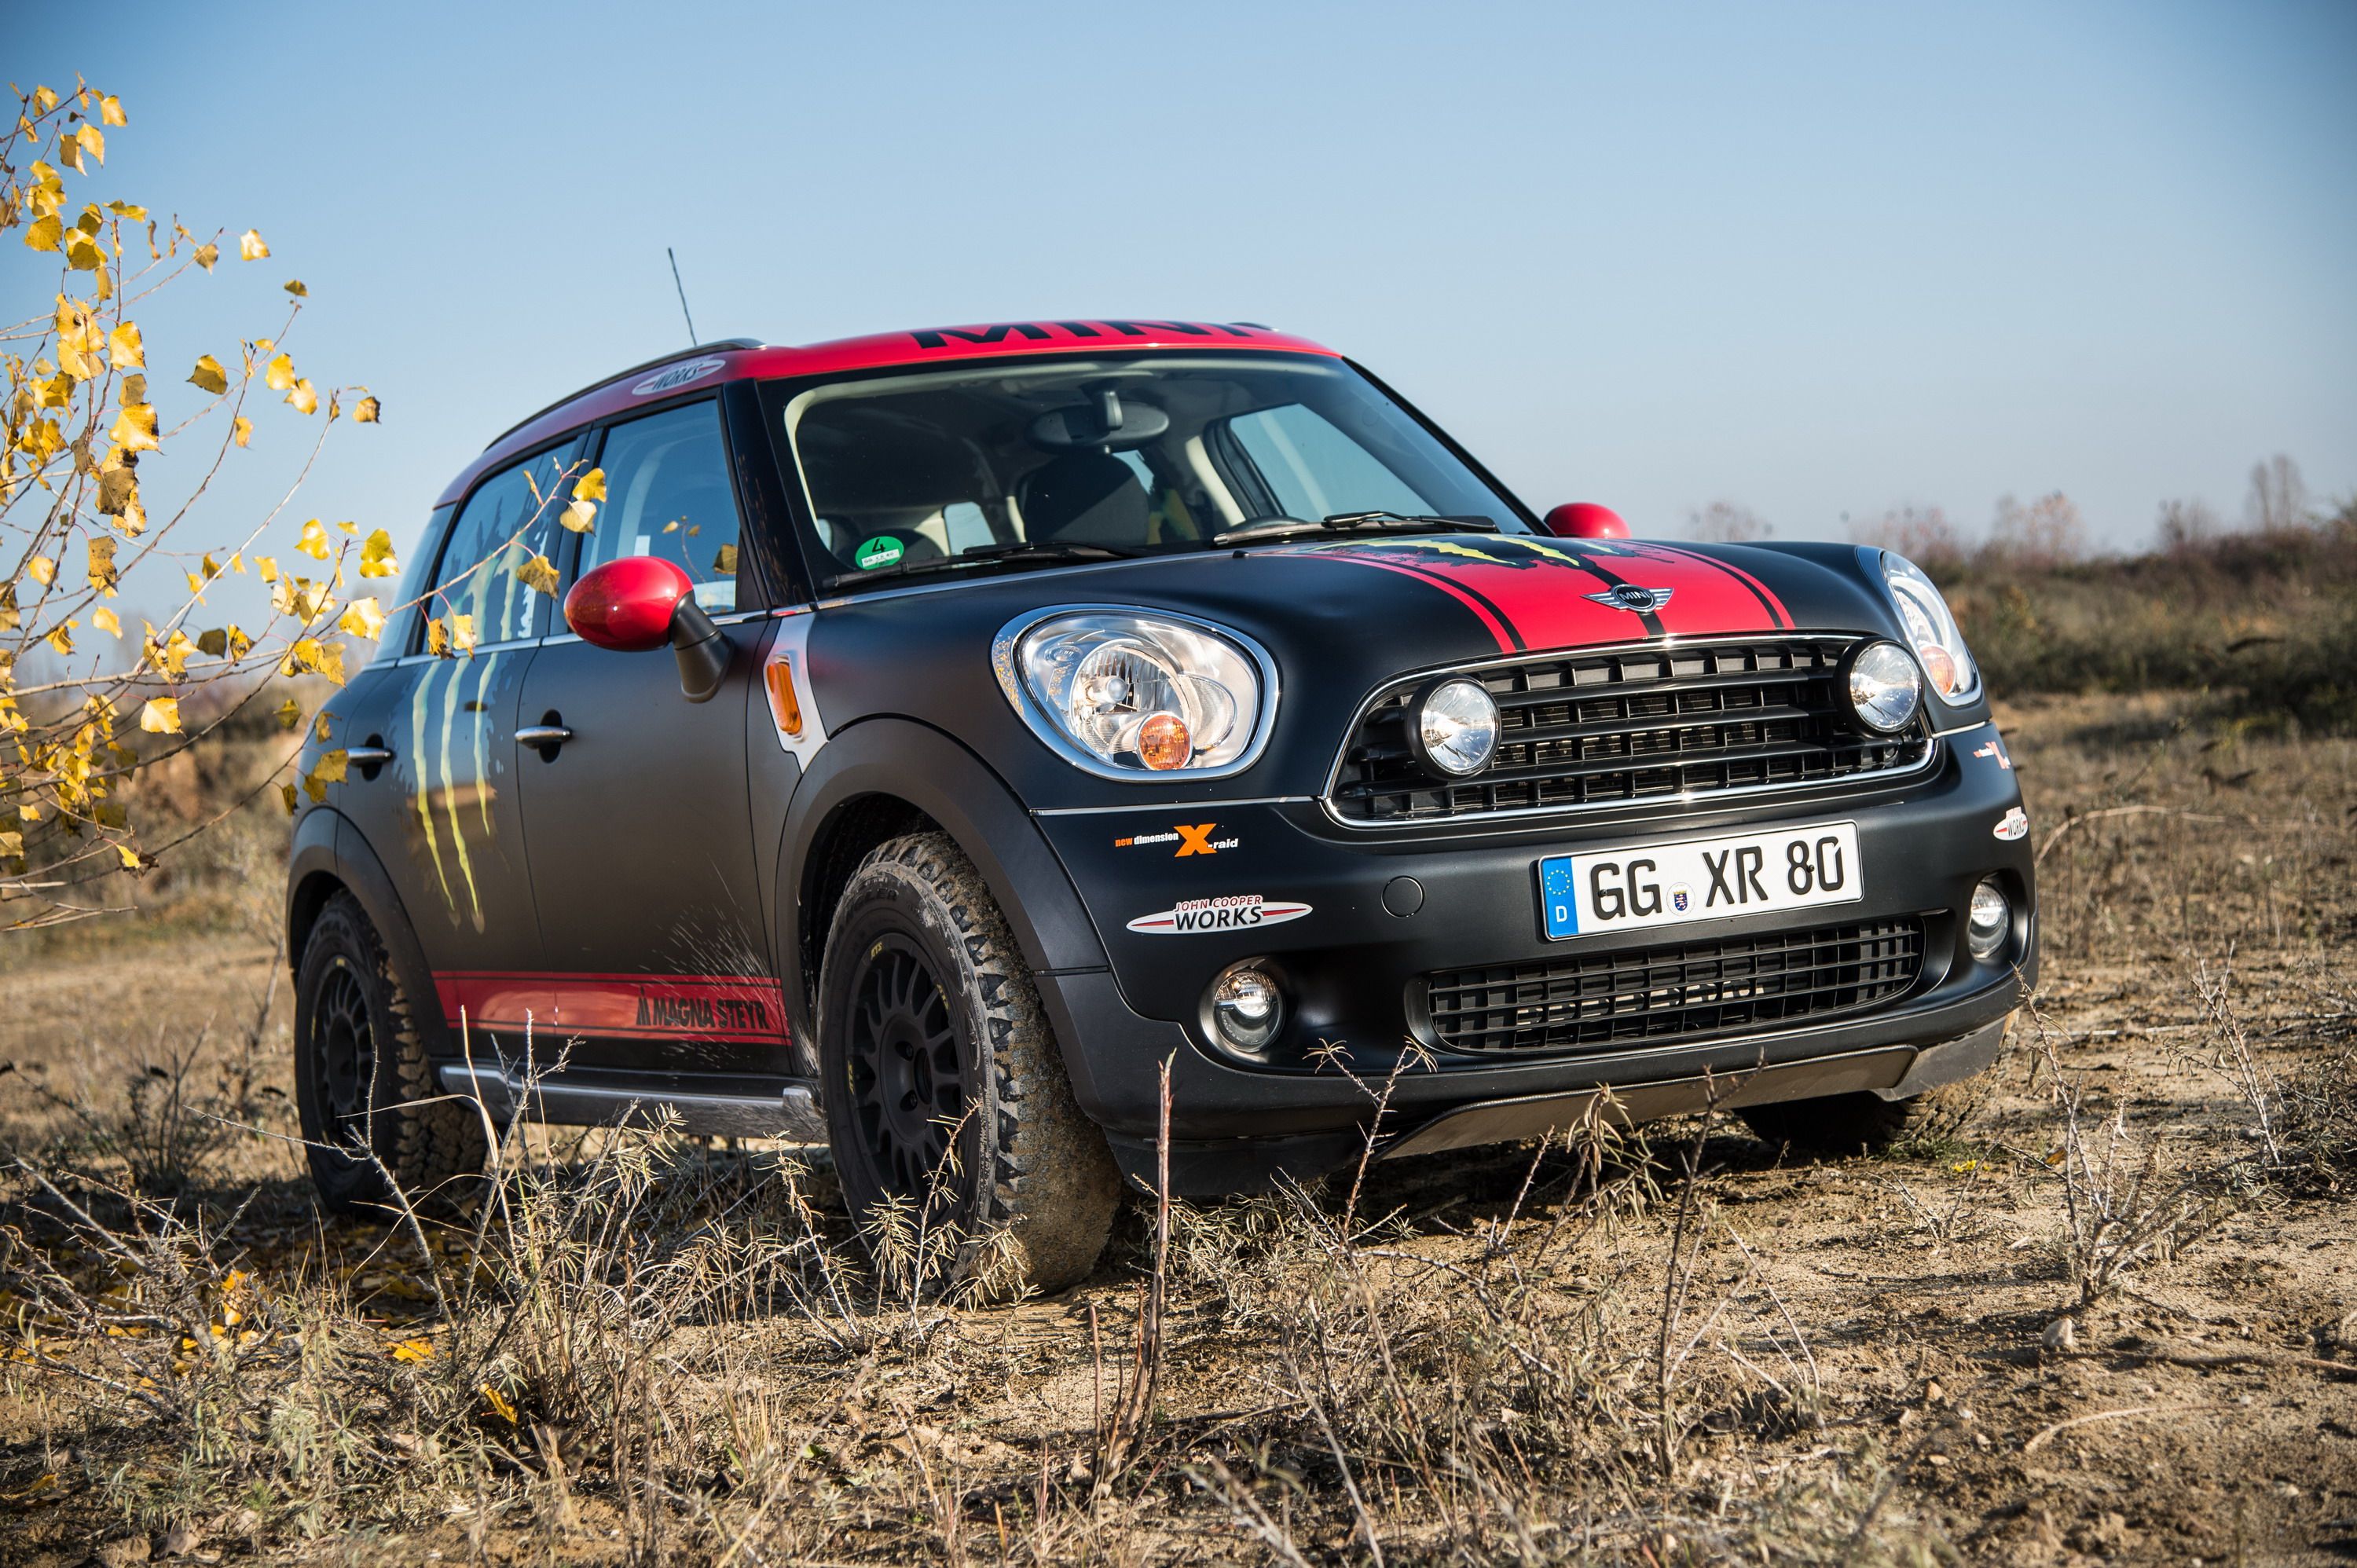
(385, 504), (453, 658)
(429, 448), (574, 647)
(577, 401), (742, 612)
(1226, 403), (1431, 521)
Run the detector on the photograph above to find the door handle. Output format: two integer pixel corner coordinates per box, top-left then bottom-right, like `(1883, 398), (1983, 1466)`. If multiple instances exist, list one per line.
(345, 746), (395, 767)
(516, 724), (574, 749)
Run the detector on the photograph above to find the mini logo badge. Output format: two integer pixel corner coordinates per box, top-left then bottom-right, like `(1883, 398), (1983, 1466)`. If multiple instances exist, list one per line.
(1993, 806), (2029, 841)
(854, 537), (904, 571)
(1585, 584), (1674, 614)
(1127, 894), (1310, 934)
(630, 357), (727, 397)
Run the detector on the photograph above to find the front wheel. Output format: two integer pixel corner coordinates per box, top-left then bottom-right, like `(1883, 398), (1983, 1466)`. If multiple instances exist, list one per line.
(816, 833), (1120, 1296)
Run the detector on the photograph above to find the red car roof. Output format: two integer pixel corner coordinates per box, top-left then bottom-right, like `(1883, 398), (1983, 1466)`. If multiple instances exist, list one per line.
(437, 319), (1338, 507)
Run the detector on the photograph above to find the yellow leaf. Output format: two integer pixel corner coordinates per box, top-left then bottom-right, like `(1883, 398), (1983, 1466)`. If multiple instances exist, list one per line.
(97, 463), (137, 517)
(100, 95), (126, 126)
(516, 554), (560, 596)
(312, 749), (349, 786)
(46, 623), (75, 655)
(194, 241), (218, 272)
(295, 519), (330, 560)
(426, 617), (449, 657)
(354, 395), (381, 423)
(358, 529), (399, 578)
(27, 556), (55, 587)
(337, 597), (385, 639)
(255, 555), (278, 583)
(313, 711), (335, 742)
(574, 467), (607, 503)
(189, 354), (228, 394)
(280, 782), (298, 815)
(265, 353), (295, 391)
(713, 544), (738, 575)
(56, 134), (81, 174)
(562, 500), (596, 533)
(93, 606), (120, 637)
(239, 229), (269, 261)
(109, 402), (158, 452)
(284, 279), (307, 297)
(108, 321), (144, 368)
(75, 124), (104, 165)
(63, 229), (104, 271)
(115, 843), (141, 870)
(34, 86), (58, 113)
(24, 214), (62, 252)
(285, 378), (317, 416)
(275, 698), (302, 730)
(481, 1385), (519, 1424)
(390, 1337), (433, 1364)
(123, 372), (148, 405)
(233, 415), (252, 448)
(86, 535), (118, 594)
(139, 698), (181, 735)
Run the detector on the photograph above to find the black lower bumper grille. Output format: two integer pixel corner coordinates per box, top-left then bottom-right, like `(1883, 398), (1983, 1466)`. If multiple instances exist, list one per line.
(1422, 918), (1926, 1057)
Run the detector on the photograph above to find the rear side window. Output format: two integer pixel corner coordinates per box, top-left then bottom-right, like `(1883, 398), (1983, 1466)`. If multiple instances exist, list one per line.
(383, 504), (453, 658)
(428, 446), (576, 647)
(577, 401), (742, 612)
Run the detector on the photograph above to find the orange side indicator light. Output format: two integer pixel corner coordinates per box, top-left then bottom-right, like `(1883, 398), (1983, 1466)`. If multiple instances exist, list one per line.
(764, 655), (804, 738)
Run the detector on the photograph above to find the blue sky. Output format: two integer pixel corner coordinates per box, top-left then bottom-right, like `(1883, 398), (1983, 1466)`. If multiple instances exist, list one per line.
(10, 0), (2354, 620)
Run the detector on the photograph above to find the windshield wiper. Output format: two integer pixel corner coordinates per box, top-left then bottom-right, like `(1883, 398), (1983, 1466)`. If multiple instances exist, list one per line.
(823, 539), (1135, 592)
(1211, 511), (1500, 546)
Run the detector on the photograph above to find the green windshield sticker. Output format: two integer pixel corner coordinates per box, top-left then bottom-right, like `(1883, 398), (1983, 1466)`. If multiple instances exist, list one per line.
(855, 537), (904, 570)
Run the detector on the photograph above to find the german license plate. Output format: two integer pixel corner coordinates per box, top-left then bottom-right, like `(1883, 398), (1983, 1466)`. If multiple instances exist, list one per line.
(1538, 822), (1862, 940)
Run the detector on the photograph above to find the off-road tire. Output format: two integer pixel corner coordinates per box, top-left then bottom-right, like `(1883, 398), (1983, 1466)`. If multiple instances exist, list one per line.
(816, 832), (1120, 1296)
(1739, 1076), (1982, 1156)
(294, 890), (487, 1211)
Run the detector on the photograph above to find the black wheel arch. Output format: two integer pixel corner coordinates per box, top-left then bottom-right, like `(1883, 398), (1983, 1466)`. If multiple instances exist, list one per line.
(775, 716), (1109, 1051)
(284, 808), (448, 1043)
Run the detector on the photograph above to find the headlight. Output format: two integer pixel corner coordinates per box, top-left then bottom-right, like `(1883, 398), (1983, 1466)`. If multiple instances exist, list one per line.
(1879, 552), (1980, 703)
(994, 609), (1275, 778)
(1412, 677), (1500, 776)
(1843, 639), (1923, 734)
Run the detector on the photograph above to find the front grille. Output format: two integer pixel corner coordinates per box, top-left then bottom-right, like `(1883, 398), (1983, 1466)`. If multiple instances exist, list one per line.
(1422, 917), (1925, 1057)
(1330, 637), (1931, 824)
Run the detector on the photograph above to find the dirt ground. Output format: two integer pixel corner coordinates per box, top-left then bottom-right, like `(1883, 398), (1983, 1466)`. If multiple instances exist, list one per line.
(1, 689), (2352, 1565)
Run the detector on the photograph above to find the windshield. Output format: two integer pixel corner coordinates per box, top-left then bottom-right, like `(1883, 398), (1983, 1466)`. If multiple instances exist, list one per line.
(779, 354), (1528, 584)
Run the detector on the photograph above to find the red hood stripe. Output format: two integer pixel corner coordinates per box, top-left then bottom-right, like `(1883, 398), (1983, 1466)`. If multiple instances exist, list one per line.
(1629, 542), (1794, 631)
(1302, 537), (1786, 653)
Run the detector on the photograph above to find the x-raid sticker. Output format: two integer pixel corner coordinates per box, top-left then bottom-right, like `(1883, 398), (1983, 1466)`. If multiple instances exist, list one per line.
(1115, 822), (1237, 856)
(1127, 894), (1310, 935)
(631, 357), (727, 397)
(1993, 806), (2029, 841)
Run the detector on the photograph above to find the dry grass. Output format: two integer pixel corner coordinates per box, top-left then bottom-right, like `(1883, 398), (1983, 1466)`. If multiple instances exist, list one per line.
(2, 684), (2354, 1564)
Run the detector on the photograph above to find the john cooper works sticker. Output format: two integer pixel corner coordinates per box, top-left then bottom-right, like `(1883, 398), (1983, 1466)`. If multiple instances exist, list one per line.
(1127, 894), (1310, 935)
(630, 356), (728, 396)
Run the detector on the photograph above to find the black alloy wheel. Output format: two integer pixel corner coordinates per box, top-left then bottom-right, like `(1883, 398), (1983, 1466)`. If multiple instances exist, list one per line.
(843, 932), (973, 1205)
(306, 957), (377, 1152)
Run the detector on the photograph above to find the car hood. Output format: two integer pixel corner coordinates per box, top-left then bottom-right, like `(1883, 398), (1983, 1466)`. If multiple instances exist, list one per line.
(807, 533), (1956, 811)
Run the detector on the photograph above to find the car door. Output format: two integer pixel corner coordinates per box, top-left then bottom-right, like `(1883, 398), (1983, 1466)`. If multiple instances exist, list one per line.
(339, 442), (578, 1059)
(511, 397), (781, 1074)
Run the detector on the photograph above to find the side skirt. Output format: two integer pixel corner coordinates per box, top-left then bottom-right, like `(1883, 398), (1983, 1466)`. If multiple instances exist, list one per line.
(438, 1062), (825, 1142)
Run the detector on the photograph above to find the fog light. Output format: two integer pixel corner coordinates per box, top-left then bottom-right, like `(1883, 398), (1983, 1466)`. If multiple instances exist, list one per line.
(1413, 677), (1501, 776)
(1207, 962), (1285, 1053)
(1967, 877), (2011, 959)
(1845, 640), (1923, 735)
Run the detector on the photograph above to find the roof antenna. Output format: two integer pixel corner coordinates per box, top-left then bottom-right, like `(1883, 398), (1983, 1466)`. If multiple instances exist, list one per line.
(666, 247), (699, 346)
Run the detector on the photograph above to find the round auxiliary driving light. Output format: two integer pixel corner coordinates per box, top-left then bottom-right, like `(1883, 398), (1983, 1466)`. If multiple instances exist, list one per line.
(1967, 877), (2012, 960)
(1207, 962), (1285, 1054)
(1413, 677), (1501, 776)
(1843, 641), (1923, 735)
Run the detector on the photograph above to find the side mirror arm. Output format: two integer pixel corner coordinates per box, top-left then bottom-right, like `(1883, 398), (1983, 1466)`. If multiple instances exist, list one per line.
(670, 598), (731, 704)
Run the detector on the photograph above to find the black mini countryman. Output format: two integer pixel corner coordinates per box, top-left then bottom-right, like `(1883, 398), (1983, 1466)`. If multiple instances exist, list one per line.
(288, 321), (2036, 1291)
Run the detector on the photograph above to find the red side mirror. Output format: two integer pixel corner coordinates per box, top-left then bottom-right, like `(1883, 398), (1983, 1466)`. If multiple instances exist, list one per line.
(565, 557), (693, 652)
(1541, 503), (1631, 540)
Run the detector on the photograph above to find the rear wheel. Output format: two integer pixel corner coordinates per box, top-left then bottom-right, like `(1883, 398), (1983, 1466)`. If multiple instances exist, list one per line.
(816, 833), (1120, 1296)
(294, 890), (487, 1210)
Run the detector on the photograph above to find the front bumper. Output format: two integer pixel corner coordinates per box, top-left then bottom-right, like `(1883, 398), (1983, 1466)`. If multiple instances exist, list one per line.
(1032, 721), (2035, 1192)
